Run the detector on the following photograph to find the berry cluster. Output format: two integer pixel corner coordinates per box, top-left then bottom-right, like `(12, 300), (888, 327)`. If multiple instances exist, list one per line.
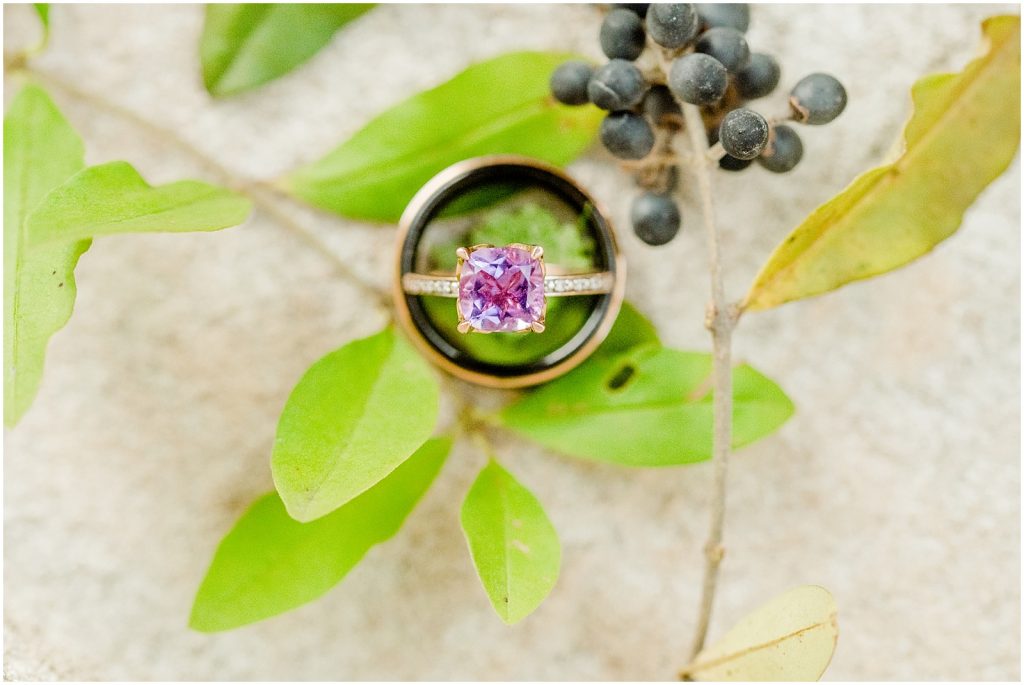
(550, 3), (848, 246)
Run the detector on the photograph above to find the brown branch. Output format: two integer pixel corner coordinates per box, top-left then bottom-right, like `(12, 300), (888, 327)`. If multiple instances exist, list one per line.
(679, 100), (739, 663)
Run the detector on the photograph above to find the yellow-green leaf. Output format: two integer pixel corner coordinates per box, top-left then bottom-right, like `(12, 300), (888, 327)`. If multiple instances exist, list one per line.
(460, 459), (561, 624)
(496, 346), (793, 467)
(271, 327), (440, 522)
(190, 437), (450, 632)
(26, 161), (251, 245)
(744, 15), (1020, 311)
(680, 585), (839, 681)
(4, 84), (88, 427)
(280, 51), (602, 222)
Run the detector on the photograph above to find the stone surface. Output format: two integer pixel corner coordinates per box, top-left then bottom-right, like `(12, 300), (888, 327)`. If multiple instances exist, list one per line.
(457, 246), (545, 332)
(2, 4), (1020, 681)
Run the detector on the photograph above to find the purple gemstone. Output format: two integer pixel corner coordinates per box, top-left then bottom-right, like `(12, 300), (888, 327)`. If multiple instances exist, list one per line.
(457, 246), (545, 332)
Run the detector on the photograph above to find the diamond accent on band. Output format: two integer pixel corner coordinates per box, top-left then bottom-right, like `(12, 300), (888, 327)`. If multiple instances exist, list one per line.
(402, 276), (459, 296)
(402, 271), (614, 298)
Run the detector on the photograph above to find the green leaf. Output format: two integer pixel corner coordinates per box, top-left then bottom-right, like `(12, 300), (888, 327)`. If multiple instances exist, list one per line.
(190, 437), (450, 633)
(4, 84), (87, 427)
(33, 3), (49, 27)
(272, 327), (440, 522)
(460, 459), (561, 624)
(200, 3), (374, 97)
(744, 15), (1020, 311)
(497, 347), (793, 466)
(26, 161), (251, 245)
(33, 4), (49, 48)
(281, 51), (603, 222)
(594, 300), (660, 358)
(680, 585), (839, 681)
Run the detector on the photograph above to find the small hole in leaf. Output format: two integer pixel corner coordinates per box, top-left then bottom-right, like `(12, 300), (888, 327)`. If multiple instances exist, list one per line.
(606, 363), (637, 391)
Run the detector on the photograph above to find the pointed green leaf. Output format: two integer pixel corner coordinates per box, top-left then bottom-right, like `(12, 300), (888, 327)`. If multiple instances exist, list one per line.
(272, 327), (440, 522)
(4, 85), (88, 427)
(200, 3), (374, 97)
(26, 161), (251, 245)
(680, 585), (839, 681)
(33, 3), (49, 27)
(191, 437), (450, 632)
(497, 347), (793, 466)
(33, 4), (50, 49)
(745, 16), (1020, 311)
(281, 51), (602, 222)
(460, 459), (561, 624)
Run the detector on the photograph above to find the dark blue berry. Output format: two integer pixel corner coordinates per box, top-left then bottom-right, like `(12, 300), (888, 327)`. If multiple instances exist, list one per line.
(550, 61), (594, 106)
(790, 73), (847, 125)
(719, 154), (753, 171)
(588, 59), (647, 111)
(668, 53), (727, 105)
(601, 9), (647, 61)
(719, 108), (768, 160)
(758, 125), (803, 172)
(601, 111), (655, 160)
(632, 192), (681, 245)
(642, 85), (681, 127)
(697, 4), (750, 32)
(695, 27), (749, 72)
(735, 53), (781, 100)
(646, 3), (699, 49)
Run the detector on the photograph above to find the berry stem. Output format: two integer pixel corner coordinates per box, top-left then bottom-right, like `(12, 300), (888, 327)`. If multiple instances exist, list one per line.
(679, 99), (739, 665)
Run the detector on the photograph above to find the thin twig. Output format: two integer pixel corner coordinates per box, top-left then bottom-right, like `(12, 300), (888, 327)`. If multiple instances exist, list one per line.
(13, 63), (391, 311)
(679, 101), (739, 663)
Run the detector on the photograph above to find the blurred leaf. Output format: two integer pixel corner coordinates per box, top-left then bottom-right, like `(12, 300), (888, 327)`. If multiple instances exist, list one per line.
(281, 51), (602, 222)
(200, 3), (374, 97)
(33, 4), (49, 48)
(272, 327), (440, 522)
(460, 459), (561, 624)
(497, 347), (793, 466)
(33, 3), (49, 27)
(4, 84), (87, 427)
(745, 15), (1021, 311)
(27, 161), (251, 244)
(191, 437), (450, 632)
(594, 300), (660, 358)
(680, 585), (839, 681)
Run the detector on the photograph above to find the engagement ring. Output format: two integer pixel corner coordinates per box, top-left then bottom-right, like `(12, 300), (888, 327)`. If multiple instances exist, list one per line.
(401, 243), (615, 334)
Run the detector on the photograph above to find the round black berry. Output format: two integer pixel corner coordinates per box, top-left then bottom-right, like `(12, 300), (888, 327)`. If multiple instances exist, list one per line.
(601, 9), (647, 61)
(588, 59), (647, 111)
(642, 85), (681, 127)
(612, 3), (649, 17)
(719, 108), (768, 160)
(695, 27), (749, 72)
(697, 4), (750, 32)
(600, 112), (655, 160)
(668, 53), (728, 105)
(789, 73), (847, 125)
(632, 193), (681, 246)
(735, 53), (781, 100)
(646, 3), (699, 49)
(758, 124), (803, 173)
(550, 61), (594, 106)
(719, 154), (753, 171)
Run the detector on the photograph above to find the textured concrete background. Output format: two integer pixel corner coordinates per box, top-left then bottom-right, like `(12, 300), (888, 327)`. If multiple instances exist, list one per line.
(3, 3), (1020, 680)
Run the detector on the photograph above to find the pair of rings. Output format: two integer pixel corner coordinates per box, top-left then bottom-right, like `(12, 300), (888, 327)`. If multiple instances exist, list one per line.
(394, 156), (625, 388)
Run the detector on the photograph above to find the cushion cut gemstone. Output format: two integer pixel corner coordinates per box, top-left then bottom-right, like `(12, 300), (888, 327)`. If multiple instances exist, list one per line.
(457, 246), (545, 332)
